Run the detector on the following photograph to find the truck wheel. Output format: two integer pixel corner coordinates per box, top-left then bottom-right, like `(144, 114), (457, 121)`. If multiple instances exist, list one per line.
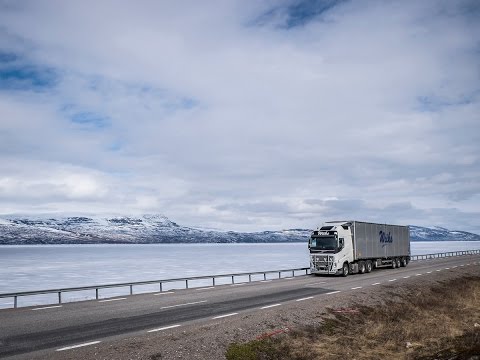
(342, 262), (349, 277)
(391, 258), (397, 269)
(396, 258), (401, 268)
(366, 261), (372, 273)
(401, 257), (407, 267)
(359, 261), (366, 274)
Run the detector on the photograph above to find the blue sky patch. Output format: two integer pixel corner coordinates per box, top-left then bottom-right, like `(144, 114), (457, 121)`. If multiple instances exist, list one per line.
(252, 0), (345, 29)
(0, 57), (58, 91)
(416, 93), (476, 112)
(284, 0), (345, 28)
(70, 111), (110, 129)
(107, 141), (122, 152)
(0, 51), (18, 63)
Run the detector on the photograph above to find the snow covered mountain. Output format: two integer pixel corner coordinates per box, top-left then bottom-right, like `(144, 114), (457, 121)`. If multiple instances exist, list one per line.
(0, 214), (311, 245)
(409, 225), (480, 242)
(0, 215), (478, 245)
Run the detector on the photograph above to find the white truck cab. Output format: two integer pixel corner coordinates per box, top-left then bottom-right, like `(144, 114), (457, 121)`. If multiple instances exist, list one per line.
(309, 221), (353, 275)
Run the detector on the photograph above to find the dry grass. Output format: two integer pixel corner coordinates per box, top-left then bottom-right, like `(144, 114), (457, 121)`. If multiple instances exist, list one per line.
(226, 275), (480, 360)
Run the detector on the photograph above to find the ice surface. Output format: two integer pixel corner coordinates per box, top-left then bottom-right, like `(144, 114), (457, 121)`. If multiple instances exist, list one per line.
(1, 242), (480, 307)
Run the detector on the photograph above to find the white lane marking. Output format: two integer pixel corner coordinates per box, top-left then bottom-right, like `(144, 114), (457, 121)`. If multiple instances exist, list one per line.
(160, 300), (207, 309)
(195, 287), (215, 291)
(403, 276), (410, 279)
(452, 266), (458, 269)
(148, 324), (181, 333)
(351, 287), (362, 290)
(371, 283), (381, 286)
(460, 265), (465, 267)
(415, 274), (422, 276)
(261, 304), (282, 309)
(296, 296), (314, 302)
(426, 271), (432, 274)
(283, 277), (294, 280)
(388, 279), (397, 282)
(231, 283), (247, 287)
(153, 292), (174, 296)
(466, 264), (471, 266)
(326, 291), (341, 295)
(436, 269), (441, 272)
(56, 341), (101, 351)
(445, 267), (450, 270)
(260, 280), (272, 283)
(212, 313), (238, 319)
(32, 305), (63, 311)
(98, 297), (126, 303)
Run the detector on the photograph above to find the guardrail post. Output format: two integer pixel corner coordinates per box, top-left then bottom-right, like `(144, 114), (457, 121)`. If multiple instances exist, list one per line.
(213, 277), (215, 286)
(249, 274), (251, 282)
(95, 288), (99, 300)
(231, 275), (234, 284)
(129, 285), (133, 295)
(292, 270), (295, 277)
(159, 282), (163, 292)
(278, 271), (281, 279)
(264, 273), (266, 280)
(305, 269), (308, 275)
(58, 292), (62, 304)
(186, 280), (189, 289)
(14, 296), (17, 308)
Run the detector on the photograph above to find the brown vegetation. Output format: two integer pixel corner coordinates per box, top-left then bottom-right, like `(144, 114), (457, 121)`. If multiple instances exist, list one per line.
(226, 276), (480, 360)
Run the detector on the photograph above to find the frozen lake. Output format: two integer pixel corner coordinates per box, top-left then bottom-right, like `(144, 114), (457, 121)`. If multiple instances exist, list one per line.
(1, 241), (480, 307)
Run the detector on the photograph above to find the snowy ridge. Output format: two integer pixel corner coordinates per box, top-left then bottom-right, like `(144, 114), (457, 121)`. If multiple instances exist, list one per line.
(409, 225), (480, 242)
(0, 214), (311, 244)
(0, 215), (478, 245)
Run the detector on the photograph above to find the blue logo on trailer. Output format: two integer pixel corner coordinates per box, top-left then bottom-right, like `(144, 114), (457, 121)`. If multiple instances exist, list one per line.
(379, 231), (393, 247)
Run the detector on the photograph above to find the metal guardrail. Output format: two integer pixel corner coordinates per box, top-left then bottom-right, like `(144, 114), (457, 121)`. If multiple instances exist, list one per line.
(410, 249), (480, 261)
(0, 267), (310, 309)
(2, 249), (479, 309)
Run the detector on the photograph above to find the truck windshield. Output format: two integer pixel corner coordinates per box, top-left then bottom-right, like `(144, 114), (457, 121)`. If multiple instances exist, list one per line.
(310, 236), (337, 251)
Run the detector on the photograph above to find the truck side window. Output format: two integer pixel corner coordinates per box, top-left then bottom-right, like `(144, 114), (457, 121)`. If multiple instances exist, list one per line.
(339, 238), (344, 249)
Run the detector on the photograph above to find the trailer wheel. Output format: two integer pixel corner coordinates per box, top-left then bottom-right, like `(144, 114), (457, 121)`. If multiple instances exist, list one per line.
(396, 258), (401, 268)
(401, 257), (407, 267)
(366, 261), (372, 273)
(342, 262), (349, 277)
(391, 258), (397, 269)
(358, 261), (366, 274)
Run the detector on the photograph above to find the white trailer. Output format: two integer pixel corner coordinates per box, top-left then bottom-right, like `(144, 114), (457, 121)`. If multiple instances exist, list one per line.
(309, 221), (410, 276)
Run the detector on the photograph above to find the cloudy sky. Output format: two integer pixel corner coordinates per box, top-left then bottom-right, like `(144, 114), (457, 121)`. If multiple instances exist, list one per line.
(0, 0), (479, 233)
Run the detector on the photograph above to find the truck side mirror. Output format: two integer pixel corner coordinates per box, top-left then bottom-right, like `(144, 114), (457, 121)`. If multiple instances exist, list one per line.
(339, 238), (344, 249)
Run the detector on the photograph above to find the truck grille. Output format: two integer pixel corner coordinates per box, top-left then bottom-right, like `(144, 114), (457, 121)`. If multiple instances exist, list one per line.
(311, 255), (329, 271)
(314, 255), (328, 263)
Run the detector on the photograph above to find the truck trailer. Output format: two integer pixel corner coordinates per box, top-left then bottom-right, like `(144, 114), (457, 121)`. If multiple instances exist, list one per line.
(309, 221), (410, 276)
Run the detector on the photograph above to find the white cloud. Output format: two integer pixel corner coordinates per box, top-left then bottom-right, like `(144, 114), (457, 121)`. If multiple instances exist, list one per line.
(0, 0), (479, 233)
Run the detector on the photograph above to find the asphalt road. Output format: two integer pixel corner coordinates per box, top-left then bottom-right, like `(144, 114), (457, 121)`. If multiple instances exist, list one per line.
(1, 255), (479, 359)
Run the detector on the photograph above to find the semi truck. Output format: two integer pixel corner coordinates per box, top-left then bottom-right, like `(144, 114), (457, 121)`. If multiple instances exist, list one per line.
(309, 221), (410, 276)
